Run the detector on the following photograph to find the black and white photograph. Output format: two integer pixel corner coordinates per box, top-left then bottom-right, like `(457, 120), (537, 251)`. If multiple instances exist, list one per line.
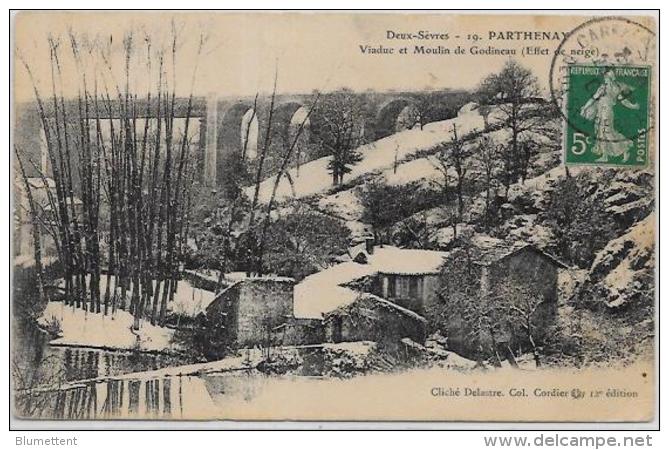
(9, 10), (657, 425)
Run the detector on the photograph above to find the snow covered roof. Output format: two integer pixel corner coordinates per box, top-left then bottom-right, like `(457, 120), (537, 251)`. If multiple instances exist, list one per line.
(190, 270), (294, 285)
(293, 246), (448, 319)
(224, 272), (294, 284)
(460, 235), (568, 268)
(466, 235), (524, 266)
(294, 261), (375, 319)
(349, 243), (369, 263)
(369, 246), (448, 275)
(324, 293), (427, 324)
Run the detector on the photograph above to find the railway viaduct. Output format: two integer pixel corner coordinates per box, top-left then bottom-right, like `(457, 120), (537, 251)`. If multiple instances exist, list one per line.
(15, 89), (467, 186)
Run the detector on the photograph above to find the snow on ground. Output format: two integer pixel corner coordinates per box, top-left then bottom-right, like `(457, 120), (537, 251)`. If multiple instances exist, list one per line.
(498, 214), (555, 250)
(313, 121), (518, 222)
(245, 113), (486, 204)
(170, 284), (216, 318)
(507, 163), (584, 203)
(558, 267), (588, 304)
(57, 274), (216, 319)
(39, 274), (220, 352)
(293, 246), (448, 319)
(592, 213), (655, 307)
(306, 109), (556, 226)
(432, 223), (476, 247)
(38, 301), (176, 353)
(317, 155), (451, 221)
(424, 163), (579, 246)
(381, 155), (443, 187)
(318, 188), (365, 221)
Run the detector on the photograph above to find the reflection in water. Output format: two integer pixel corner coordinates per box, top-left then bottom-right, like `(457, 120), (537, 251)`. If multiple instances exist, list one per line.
(30, 346), (186, 383)
(13, 320), (196, 419)
(17, 377), (184, 420)
(13, 320), (190, 383)
(15, 371), (279, 420)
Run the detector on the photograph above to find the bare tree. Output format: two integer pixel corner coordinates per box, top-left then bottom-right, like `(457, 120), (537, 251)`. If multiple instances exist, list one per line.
(255, 92), (319, 274)
(431, 123), (468, 238)
(14, 148), (47, 306)
(476, 60), (546, 193)
(245, 68), (279, 276)
(19, 23), (207, 331)
(495, 280), (548, 368)
(433, 244), (506, 366)
(312, 89), (366, 186)
(430, 146), (457, 240)
(473, 135), (500, 230)
(449, 124), (468, 222)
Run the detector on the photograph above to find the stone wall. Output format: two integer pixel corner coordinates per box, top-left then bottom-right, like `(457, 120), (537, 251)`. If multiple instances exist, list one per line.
(323, 295), (427, 348)
(432, 247), (560, 360)
(276, 317), (325, 346)
(205, 278), (295, 348)
(235, 279), (295, 347)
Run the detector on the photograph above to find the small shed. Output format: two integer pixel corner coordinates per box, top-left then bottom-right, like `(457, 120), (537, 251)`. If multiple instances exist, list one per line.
(205, 276), (295, 348)
(323, 293), (427, 348)
(438, 236), (568, 358)
(293, 245), (448, 320)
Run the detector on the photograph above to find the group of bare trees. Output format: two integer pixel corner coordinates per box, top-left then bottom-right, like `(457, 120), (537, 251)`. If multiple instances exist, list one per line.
(203, 85), (354, 278)
(16, 25), (205, 328)
(433, 123), (509, 235)
(477, 60), (559, 189)
(430, 60), (557, 235)
(241, 71), (318, 276)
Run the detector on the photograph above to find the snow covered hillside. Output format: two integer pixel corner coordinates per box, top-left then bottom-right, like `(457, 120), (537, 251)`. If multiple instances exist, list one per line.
(587, 213), (655, 309)
(245, 109), (486, 204)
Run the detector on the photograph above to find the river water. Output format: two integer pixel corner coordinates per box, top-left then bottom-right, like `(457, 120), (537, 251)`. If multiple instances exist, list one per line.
(12, 318), (195, 419)
(12, 317), (389, 421)
(12, 299), (436, 421)
(14, 370), (277, 420)
(12, 321), (341, 421)
(12, 317), (348, 421)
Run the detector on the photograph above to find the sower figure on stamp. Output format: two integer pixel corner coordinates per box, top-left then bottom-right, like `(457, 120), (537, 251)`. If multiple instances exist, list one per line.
(580, 69), (639, 163)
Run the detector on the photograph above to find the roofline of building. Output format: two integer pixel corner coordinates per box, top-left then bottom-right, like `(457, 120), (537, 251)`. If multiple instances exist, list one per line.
(324, 293), (427, 324)
(376, 270), (441, 276)
(206, 276), (297, 313)
(473, 243), (569, 269)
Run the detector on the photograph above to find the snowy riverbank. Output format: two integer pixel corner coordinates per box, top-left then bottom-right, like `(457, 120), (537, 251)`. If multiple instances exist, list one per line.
(38, 301), (177, 353)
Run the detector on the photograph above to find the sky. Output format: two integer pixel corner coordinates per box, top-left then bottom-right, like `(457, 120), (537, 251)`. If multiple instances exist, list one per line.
(13, 12), (649, 102)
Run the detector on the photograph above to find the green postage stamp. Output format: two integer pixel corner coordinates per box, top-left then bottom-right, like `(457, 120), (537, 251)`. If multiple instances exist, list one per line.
(563, 64), (651, 167)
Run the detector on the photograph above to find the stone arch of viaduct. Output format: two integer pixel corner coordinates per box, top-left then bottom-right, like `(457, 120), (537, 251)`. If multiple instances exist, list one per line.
(14, 90), (460, 185)
(202, 92), (428, 186)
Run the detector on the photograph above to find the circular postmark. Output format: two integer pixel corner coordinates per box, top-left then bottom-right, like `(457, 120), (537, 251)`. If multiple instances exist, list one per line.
(549, 16), (655, 145)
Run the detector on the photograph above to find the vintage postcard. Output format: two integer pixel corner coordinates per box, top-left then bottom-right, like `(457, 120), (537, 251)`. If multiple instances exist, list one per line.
(11, 11), (657, 425)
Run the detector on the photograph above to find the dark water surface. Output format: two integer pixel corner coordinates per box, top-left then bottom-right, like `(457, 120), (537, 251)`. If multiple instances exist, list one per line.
(12, 317), (193, 419)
